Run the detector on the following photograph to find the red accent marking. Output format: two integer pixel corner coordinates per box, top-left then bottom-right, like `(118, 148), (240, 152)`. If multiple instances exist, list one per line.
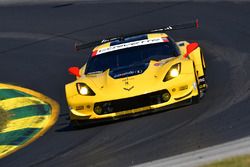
(183, 42), (199, 59)
(68, 67), (81, 77)
(162, 37), (169, 42)
(91, 50), (98, 57)
(196, 19), (199, 29)
(183, 53), (188, 59)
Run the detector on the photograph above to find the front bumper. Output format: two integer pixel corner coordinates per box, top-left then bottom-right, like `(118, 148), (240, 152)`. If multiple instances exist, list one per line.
(66, 66), (199, 122)
(93, 89), (170, 115)
(68, 84), (198, 120)
(70, 98), (193, 126)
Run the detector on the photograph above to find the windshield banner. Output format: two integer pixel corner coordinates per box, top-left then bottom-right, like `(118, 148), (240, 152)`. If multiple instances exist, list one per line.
(93, 37), (168, 56)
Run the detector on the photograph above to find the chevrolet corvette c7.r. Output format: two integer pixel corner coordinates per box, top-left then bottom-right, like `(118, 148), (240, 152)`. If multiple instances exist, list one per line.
(65, 20), (207, 126)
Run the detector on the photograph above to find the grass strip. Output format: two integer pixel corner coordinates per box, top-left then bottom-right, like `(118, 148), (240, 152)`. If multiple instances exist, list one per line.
(202, 154), (250, 167)
(9, 104), (50, 120)
(0, 89), (31, 100)
(0, 107), (10, 132)
(0, 128), (41, 145)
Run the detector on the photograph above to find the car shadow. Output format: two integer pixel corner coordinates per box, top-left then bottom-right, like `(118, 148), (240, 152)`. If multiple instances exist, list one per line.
(55, 117), (130, 132)
(55, 100), (196, 132)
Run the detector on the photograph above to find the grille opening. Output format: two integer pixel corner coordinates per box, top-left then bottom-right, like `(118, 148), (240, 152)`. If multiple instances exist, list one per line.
(94, 90), (170, 115)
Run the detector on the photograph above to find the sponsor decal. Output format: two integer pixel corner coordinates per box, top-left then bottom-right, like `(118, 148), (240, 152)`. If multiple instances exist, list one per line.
(199, 78), (206, 82)
(94, 38), (168, 56)
(114, 70), (144, 78)
(114, 71), (136, 78)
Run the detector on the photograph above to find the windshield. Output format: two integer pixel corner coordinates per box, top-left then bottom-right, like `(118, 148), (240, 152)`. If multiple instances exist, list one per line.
(85, 39), (179, 75)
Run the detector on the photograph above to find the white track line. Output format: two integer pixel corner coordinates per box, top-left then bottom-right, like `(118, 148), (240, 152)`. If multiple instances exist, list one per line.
(1, 0), (250, 6)
(134, 136), (250, 167)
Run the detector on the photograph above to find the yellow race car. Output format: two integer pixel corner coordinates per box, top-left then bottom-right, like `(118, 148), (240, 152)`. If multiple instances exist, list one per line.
(65, 20), (207, 126)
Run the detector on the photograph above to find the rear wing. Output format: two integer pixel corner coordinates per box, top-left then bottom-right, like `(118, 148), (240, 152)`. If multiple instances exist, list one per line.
(75, 19), (199, 51)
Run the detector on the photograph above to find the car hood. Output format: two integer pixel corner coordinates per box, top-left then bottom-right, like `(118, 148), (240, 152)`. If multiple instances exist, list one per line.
(79, 58), (176, 99)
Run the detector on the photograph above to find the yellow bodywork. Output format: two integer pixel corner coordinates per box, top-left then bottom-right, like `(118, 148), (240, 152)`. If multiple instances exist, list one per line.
(65, 33), (205, 122)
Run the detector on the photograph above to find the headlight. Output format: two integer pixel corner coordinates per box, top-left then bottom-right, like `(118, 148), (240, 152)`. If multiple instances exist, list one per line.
(163, 63), (181, 82)
(170, 68), (179, 77)
(76, 83), (95, 96)
(79, 86), (88, 95)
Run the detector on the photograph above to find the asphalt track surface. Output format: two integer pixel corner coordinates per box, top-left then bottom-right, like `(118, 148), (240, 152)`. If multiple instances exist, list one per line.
(0, 1), (250, 167)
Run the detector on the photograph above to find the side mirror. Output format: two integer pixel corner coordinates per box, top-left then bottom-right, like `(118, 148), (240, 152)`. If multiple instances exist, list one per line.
(68, 67), (81, 77)
(184, 42), (199, 58)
